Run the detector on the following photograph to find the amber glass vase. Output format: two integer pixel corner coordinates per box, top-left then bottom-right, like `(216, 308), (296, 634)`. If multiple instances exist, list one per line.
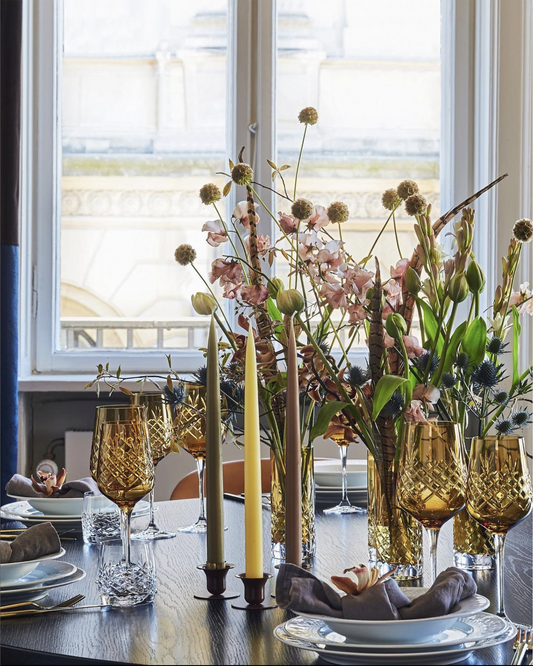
(367, 453), (423, 580)
(271, 443), (315, 564)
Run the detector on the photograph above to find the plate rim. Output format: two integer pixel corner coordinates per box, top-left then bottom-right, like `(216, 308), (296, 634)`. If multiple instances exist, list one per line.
(0, 566), (86, 596)
(0, 559), (77, 589)
(0, 546), (66, 572)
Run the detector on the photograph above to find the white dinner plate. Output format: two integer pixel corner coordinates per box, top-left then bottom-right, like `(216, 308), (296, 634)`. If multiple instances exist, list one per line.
(1, 559), (77, 590)
(315, 460), (367, 488)
(0, 567), (86, 603)
(273, 618), (515, 665)
(1, 499), (151, 522)
(283, 612), (508, 651)
(7, 495), (86, 516)
(295, 589), (490, 644)
(0, 548), (66, 585)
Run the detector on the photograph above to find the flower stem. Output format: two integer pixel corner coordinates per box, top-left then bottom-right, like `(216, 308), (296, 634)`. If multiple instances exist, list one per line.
(293, 124), (308, 200)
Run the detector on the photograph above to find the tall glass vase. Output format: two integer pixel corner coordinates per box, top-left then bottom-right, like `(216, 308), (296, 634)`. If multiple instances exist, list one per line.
(271, 443), (316, 564)
(453, 508), (495, 570)
(367, 452), (423, 580)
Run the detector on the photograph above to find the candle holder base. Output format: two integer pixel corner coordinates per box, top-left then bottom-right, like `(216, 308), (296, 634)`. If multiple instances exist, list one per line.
(231, 573), (277, 610)
(194, 563), (240, 600)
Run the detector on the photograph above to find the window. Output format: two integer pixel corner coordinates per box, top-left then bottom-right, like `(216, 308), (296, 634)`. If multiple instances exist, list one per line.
(21, 0), (531, 378)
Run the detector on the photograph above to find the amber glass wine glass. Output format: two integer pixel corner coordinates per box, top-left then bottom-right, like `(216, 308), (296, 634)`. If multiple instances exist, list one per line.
(173, 383), (209, 533)
(95, 414), (154, 566)
(324, 435), (365, 514)
(466, 436), (532, 616)
(131, 392), (175, 540)
(397, 421), (467, 584)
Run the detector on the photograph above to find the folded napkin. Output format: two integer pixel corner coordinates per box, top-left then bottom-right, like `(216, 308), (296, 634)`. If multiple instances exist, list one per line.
(6, 473), (100, 498)
(276, 564), (477, 621)
(1, 523), (61, 563)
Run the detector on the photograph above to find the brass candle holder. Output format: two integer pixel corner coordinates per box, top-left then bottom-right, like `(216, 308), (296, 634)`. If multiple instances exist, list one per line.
(231, 573), (277, 611)
(194, 563), (239, 600)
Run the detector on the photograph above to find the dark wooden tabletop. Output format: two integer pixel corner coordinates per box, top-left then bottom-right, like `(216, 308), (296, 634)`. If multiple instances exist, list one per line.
(1, 499), (531, 666)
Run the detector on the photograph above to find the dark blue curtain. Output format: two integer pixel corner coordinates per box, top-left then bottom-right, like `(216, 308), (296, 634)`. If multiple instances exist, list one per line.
(1, 0), (22, 505)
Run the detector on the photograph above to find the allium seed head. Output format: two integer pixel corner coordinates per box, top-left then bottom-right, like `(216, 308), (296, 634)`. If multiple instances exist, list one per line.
(513, 218), (533, 243)
(298, 107), (319, 125)
(397, 180), (420, 201)
(199, 183), (222, 206)
(405, 193), (427, 217)
(291, 198), (314, 221)
(382, 188), (401, 211)
(231, 163), (254, 186)
(327, 201), (350, 224)
(174, 244), (197, 265)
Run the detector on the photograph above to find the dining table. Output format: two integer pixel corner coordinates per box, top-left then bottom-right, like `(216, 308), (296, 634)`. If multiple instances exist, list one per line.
(1, 498), (531, 665)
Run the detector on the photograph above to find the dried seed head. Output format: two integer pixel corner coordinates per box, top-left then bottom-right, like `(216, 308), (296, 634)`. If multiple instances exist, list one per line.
(405, 193), (427, 217)
(298, 107), (319, 125)
(327, 201), (350, 224)
(174, 244), (197, 265)
(513, 218), (533, 243)
(382, 188), (401, 211)
(199, 183), (222, 206)
(397, 179), (420, 200)
(231, 163), (254, 186)
(291, 198), (314, 221)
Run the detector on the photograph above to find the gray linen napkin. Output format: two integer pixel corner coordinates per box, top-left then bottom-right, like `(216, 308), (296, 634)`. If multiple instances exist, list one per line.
(7, 523), (61, 563)
(276, 564), (477, 621)
(6, 473), (100, 498)
(1, 541), (13, 564)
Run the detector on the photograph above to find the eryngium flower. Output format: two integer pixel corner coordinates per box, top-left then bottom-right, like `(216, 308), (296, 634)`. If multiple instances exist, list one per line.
(174, 244), (197, 265)
(382, 188), (401, 211)
(231, 162), (253, 185)
(163, 384), (185, 406)
(493, 390), (509, 404)
(327, 201), (350, 224)
(194, 365), (208, 385)
(382, 391), (405, 417)
(511, 410), (531, 427)
(441, 373), (457, 389)
(221, 380), (244, 414)
(471, 360), (501, 389)
(291, 198), (314, 220)
(513, 218), (533, 243)
(199, 183), (222, 206)
(495, 418), (514, 435)
(347, 365), (370, 387)
(405, 193), (427, 216)
(414, 352), (439, 375)
(397, 179), (420, 200)
(487, 337), (508, 355)
(298, 107), (319, 125)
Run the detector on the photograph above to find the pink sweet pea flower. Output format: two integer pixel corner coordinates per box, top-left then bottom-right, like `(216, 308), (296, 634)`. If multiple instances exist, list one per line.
(403, 335), (425, 358)
(413, 383), (441, 405)
(245, 234), (271, 257)
(240, 284), (269, 305)
(317, 240), (345, 270)
(279, 212), (298, 234)
(340, 264), (374, 299)
(209, 259), (243, 284)
(383, 279), (402, 316)
(202, 219), (228, 247)
(222, 281), (242, 300)
(510, 282), (533, 315)
(307, 205), (330, 230)
(404, 400), (429, 423)
(232, 201), (260, 228)
(320, 282), (348, 309)
(383, 331), (396, 348)
(390, 259), (410, 289)
(348, 303), (368, 324)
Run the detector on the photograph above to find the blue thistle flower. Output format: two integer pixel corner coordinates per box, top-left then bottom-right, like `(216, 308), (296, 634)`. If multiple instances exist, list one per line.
(493, 390), (509, 405)
(487, 337), (508, 355)
(511, 410), (532, 427)
(471, 360), (503, 389)
(382, 391), (405, 417)
(163, 384), (185, 406)
(194, 365), (208, 385)
(347, 365), (370, 387)
(495, 418), (514, 435)
(414, 352), (439, 375)
(221, 380), (244, 414)
(455, 352), (470, 371)
(441, 373), (457, 389)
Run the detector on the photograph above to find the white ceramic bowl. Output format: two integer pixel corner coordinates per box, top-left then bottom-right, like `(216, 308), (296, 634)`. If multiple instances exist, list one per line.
(315, 459), (367, 489)
(7, 494), (111, 516)
(295, 588), (490, 645)
(0, 547), (66, 585)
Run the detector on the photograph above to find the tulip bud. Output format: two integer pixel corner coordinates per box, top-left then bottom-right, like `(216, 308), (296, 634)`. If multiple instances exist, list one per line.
(448, 273), (469, 303)
(405, 267), (422, 295)
(466, 260), (486, 294)
(267, 277), (284, 299)
(385, 313), (408, 339)
(191, 292), (218, 315)
(276, 288), (304, 316)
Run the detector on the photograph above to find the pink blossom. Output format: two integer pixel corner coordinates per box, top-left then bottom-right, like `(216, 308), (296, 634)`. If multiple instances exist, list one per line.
(222, 281), (242, 300)
(383, 279), (402, 315)
(348, 303), (368, 324)
(298, 230), (321, 248)
(202, 219), (228, 247)
(383, 332), (396, 348)
(245, 234), (271, 257)
(403, 335), (425, 358)
(404, 400), (429, 423)
(510, 282), (533, 315)
(232, 201), (259, 228)
(340, 264), (374, 299)
(307, 205), (330, 230)
(320, 282), (348, 309)
(240, 284), (269, 305)
(279, 212), (298, 234)
(317, 240), (345, 270)
(413, 383), (441, 405)
(390, 259), (410, 282)
(209, 259), (243, 284)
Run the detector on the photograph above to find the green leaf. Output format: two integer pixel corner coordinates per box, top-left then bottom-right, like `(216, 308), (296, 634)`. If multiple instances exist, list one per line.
(279, 164), (291, 171)
(310, 401), (348, 442)
(442, 320), (468, 376)
(267, 159), (277, 169)
(372, 376), (409, 420)
(223, 181), (232, 197)
(462, 317), (487, 366)
(416, 297), (443, 353)
(228, 159), (234, 170)
(512, 306), (521, 389)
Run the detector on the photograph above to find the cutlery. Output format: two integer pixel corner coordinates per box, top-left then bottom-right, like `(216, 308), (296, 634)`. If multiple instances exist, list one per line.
(1, 601), (150, 618)
(512, 627), (532, 665)
(0, 594), (85, 612)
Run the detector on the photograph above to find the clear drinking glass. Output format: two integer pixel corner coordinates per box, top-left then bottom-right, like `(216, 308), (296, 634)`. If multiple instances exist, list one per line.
(397, 421), (467, 585)
(97, 539), (156, 607)
(131, 392), (176, 540)
(323, 437), (366, 515)
(81, 491), (120, 544)
(466, 436), (532, 617)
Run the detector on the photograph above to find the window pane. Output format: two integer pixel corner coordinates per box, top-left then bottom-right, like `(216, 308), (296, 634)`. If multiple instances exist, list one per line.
(60, 0), (228, 351)
(276, 0), (441, 345)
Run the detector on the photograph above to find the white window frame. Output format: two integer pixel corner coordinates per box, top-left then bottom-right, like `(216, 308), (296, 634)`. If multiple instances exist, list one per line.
(20, 0), (531, 386)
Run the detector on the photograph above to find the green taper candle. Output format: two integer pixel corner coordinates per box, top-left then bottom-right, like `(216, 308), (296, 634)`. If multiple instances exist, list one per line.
(206, 315), (225, 567)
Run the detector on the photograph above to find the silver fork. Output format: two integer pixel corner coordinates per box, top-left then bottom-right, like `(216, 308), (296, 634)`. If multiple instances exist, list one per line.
(0, 593), (85, 612)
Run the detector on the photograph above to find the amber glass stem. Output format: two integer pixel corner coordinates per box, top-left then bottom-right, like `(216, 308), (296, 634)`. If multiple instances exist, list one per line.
(120, 508), (132, 566)
(197, 458), (206, 523)
(427, 527), (440, 585)
(493, 532), (506, 617)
